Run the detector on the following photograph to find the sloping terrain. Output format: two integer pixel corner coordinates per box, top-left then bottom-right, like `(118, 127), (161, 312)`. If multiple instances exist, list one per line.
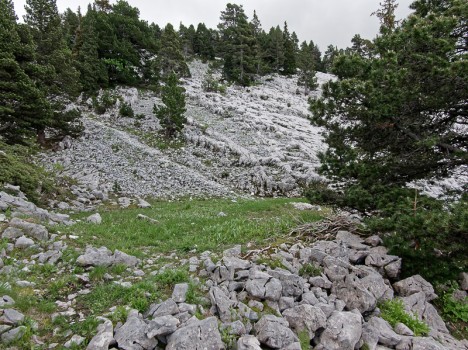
(41, 61), (331, 199)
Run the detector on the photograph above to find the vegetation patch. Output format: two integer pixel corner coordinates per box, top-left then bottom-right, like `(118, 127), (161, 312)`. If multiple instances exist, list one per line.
(379, 299), (430, 336)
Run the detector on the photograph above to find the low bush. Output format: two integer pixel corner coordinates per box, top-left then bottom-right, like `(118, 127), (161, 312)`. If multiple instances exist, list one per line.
(379, 299), (430, 336)
(0, 141), (53, 203)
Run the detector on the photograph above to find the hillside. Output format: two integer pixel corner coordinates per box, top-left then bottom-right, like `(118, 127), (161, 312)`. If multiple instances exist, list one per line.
(40, 61), (332, 199)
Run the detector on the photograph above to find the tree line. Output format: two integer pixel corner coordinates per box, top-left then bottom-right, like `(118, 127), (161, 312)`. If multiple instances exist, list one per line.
(0, 0), (329, 145)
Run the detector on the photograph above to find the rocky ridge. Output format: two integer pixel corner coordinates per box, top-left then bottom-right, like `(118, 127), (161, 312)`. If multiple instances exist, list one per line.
(1, 187), (467, 349)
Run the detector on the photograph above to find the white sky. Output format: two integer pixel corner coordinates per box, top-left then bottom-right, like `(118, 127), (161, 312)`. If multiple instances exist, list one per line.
(12, 0), (415, 50)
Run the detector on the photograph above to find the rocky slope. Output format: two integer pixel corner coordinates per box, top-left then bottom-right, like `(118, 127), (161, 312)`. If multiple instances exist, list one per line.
(1, 187), (467, 349)
(40, 61), (330, 199)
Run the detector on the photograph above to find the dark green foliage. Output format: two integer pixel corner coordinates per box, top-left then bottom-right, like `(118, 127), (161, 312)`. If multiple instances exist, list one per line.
(379, 299), (430, 336)
(282, 22), (297, 75)
(263, 26), (285, 74)
(93, 90), (117, 114)
(310, 0), (467, 190)
(154, 73), (187, 139)
(159, 23), (190, 78)
(194, 23), (215, 61)
(202, 69), (226, 94)
(119, 101), (134, 118)
(297, 41), (318, 94)
(218, 3), (257, 85)
(0, 141), (53, 203)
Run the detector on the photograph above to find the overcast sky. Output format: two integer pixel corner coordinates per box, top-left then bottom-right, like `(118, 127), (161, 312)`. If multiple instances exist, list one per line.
(12, 0), (415, 50)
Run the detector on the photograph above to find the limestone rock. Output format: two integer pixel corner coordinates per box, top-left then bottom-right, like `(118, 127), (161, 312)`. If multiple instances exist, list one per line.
(368, 317), (402, 347)
(76, 246), (113, 267)
(209, 286), (235, 323)
(393, 275), (437, 301)
(86, 213), (102, 224)
(86, 318), (114, 350)
(254, 314), (298, 349)
(9, 218), (48, 241)
(0, 309), (25, 325)
(145, 315), (180, 337)
(172, 283), (189, 303)
(113, 249), (139, 267)
(237, 335), (262, 350)
(459, 272), (468, 291)
(114, 312), (157, 350)
(15, 236), (34, 249)
(166, 316), (224, 350)
(282, 304), (327, 338)
(1, 326), (26, 343)
(64, 335), (85, 348)
(316, 311), (362, 350)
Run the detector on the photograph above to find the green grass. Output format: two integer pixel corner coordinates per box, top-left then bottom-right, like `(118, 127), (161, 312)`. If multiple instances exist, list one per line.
(56, 198), (323, 256)
(379, 299), (430, 336)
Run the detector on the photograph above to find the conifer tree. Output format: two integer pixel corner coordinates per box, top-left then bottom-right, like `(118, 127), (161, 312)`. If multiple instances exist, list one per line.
(264, 26), (284, 74)
(154, 72), (186, 139)
(159, 23), (190, 78)
(74, 5), (108, 95)
(0, 0), (52, 143)
(310, 0), (467, 199)
(282, 22), (297, 75)
(25, 0), (80, 97)
(218, 3), (257, 85)
(250, 10), (264, 74)
(194, 23), (215, 61)
(297, 41), (318, 95)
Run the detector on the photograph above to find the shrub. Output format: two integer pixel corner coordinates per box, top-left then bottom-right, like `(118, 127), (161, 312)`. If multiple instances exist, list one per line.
(119, 102), (135, 118)
(0, 141), (53, 203)
(379, 299), (429, 336)
(93, 91), (117, 114)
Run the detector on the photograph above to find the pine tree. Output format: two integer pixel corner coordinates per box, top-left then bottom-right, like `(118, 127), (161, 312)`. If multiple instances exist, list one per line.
(159, 23), (190, 78)
(264, 26), (284, 74)
(194, 23), (215, 61)
(372, 0), (399, 32)
(310, 0), (467, 199)
(74, 5), (108, 95)
(250, 10), (263, 74)
(218, 3), (257, 85)
(0, 0), (52, 144)
(154, 72), (186, 139)
(321, 44), (340, 72)
(25, 0), (80, 98)
(282, 22), (297, 75)
(62, 7), (79, 50)
(297, 41), (318, 95)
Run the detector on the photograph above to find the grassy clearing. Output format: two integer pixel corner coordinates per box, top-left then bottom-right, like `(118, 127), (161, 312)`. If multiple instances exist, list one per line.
(56, 197), (323, 256)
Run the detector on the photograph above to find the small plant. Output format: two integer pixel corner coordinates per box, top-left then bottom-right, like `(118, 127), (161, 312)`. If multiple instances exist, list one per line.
(119, 102), (135, 118)
(255, 256), (285, 270)
(436, 282), (468, 324)
(379, 299), (430, 336)
(202, 69), (226, 94)
(299, 263), (322, 277)
(112, 181), (122, 193)
(153, 268), (190, 288)
(89, 265), (107, 282)
(110, 306), (129, 324)
(93, 91), (118, 114)
(298, 329), (310, 350)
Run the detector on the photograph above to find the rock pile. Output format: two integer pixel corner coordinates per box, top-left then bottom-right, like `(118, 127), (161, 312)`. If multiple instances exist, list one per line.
(82, 233), (467, 350)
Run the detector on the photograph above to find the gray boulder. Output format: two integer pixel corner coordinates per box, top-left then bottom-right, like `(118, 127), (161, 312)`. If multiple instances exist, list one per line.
(237, 335), (262, 350)
(1, 227), (24, 240)
(393, 275), (437, 301)
(147, 299), (179, 318)
(245, 277), (282, 301)
(145, 315), (180, 337)
(411, 337), (448, 350)
(0, 309), (25, 325)
(86, 318), (114, 350)
(400, 292), (448, 335)
(86, 213), (102, 224)
(14, 236), (34, 249)
(166, 316), (224, 350)
(332, 273), (377, 313)
(209, 286), (236, 323)
(1, 326), (26, 343)
(368, 317), (402, 347)
(459, 272), (468, 291)
(268, 268), (304, 298)
(316, 311), (362, 350)
(113, 249), (139, 267)
(254, 314), (298, 349)
(172, 283), (189, 303)
(282, 304), (327, 339)
(114, 311), (157, 350)
(76, 246), (114, 267)
(9, 218), (48, 241)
